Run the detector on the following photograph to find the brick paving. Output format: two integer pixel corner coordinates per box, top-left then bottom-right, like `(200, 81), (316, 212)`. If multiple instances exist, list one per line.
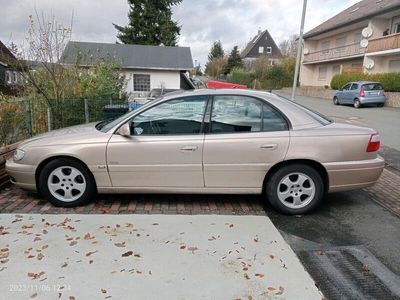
(0, 168), (399, 216)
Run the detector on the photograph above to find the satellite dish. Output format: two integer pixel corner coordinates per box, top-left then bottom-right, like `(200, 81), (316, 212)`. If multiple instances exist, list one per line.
(360, 39), (369, 48)
(362, 27), (373, 38)
(364, 57), (375, 70)
(303, 48), (309, 55)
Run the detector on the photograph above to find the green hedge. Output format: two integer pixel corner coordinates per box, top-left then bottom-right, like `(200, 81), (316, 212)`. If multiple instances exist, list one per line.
(231, 68), (253, 87)
(331, 72), (400, 92)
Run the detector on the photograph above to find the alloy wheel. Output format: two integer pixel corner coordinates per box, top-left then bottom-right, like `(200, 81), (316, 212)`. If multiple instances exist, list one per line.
(277, 172), (316, 209)
(47, 166), (87, 202)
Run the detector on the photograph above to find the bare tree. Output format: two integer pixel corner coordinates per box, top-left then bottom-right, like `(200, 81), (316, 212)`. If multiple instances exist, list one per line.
(279, 34), (299, 58)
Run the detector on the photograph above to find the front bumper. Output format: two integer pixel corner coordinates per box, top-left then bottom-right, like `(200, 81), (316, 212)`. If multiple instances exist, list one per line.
(5, 159), (37, 191)
(325, 156), (385, 193)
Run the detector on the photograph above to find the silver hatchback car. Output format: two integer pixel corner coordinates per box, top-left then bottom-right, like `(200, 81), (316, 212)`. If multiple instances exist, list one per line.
(333, 81), (387, 108)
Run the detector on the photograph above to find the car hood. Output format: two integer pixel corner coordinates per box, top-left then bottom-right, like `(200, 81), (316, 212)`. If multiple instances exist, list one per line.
(19, 122), (111, 148)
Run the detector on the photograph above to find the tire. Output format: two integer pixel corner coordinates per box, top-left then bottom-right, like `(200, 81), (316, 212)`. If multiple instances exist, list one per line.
(333, 96), (340, 105)
(38, 158), (96, 207)
(266, 164), (324, 215)
(377, 103), (384, 108)
(353, 99), (361, 109)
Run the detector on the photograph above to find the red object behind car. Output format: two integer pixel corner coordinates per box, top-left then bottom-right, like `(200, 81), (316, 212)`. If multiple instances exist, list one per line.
(207, 80), (247, 89)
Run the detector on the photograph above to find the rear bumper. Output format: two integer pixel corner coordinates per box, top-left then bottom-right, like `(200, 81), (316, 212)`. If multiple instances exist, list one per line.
(359, 96), (386, 104)
(324, 156), (384, 193)
(5, 159), (37, 191)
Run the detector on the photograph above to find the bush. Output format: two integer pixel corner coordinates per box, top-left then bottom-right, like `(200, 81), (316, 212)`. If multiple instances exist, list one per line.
(231, 68), (253, 87)
(331, 72), (400, 91)
(0, 99), (25, 146)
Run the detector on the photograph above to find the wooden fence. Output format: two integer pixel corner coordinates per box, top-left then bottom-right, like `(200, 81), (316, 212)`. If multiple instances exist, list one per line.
(0, 143), (18, 190)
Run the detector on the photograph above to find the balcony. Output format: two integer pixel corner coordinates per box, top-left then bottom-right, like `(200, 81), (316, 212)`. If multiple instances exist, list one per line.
(303, 43), (365, 64)
(366, 33), (400, 56)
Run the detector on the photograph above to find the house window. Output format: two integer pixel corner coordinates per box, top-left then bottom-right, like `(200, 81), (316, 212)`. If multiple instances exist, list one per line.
(266, 47), (272, 54)
(332, 65), (341, 75)
(318, 66), (327, 80)
(335, 37), (346, 52)
(5, 71), (11, 84)
(258, 46), (264, 53)
(320, 41), (330, 54)
(12, 72), (17, 84)
(389, 60), (400, 72)
(133, 74), (150, 92)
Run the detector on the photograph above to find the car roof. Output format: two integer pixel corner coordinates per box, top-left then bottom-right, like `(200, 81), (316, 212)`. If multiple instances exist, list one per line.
(349, 81), (381, 85)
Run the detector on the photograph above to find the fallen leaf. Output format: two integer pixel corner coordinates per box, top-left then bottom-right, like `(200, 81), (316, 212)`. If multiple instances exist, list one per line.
(134, 254), (141, 258)
(33, 237), (42, 242)
(42, 245), (48, 250)
(114, 242), (126, 248)
(42, 229), (48, 234)
(89, 260), (93, 264)
(101, 288), (107, 294)
(244, 273), (250, 280)
(269, 255), (275, 259)
(180, 245), (186, 250)
(122, 251), (133, 257)
(86, 251), (98, 257)
(152, 223), (159, 226)
(37, 253), (44, 261)
(84, 233), (95, 240)
(267, 287), (276, 291)
(255, 273), (264, 278)
(61, 262), (68, 268)
(22, 224), (34, 229)
(69, 296), (76, 300)
(243, 267), (248, 271)
(276, 286), (284, 295)
(229, 224), (234, 228)
(362, 264), (369, 273)
(188, 247), (198, 254)
(69, 241), (77, 247)
(315, 251), (325, 256)
(30, 293), (38, 298)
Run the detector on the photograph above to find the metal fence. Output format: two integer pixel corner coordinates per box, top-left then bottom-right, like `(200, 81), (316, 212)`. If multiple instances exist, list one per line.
(1, 98), (128, 146)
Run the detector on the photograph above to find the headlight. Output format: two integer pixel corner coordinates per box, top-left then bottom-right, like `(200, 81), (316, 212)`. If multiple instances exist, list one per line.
(13, 149), (25, 161)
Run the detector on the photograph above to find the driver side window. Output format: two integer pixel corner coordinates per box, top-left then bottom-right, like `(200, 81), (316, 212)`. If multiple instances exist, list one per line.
(342, 84), (351, 90)
(130, 96), (208, 135)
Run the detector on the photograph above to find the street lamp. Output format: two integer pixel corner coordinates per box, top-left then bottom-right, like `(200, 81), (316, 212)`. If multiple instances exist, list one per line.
(291, 0), (308, 101)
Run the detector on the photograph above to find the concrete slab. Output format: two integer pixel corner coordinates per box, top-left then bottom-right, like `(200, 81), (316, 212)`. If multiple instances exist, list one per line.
(0, 214), (322, 300)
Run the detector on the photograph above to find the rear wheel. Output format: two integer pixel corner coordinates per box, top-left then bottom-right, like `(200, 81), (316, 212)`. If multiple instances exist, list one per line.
(333, 96), (340, 105)
(354, 99), (361, 109)
(39, 158), (96, 207)
(266, 164), (324, 215)
(377, 103), (384, 107)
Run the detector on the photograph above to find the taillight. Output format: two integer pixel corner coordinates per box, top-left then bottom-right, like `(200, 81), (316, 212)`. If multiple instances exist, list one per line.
(359, 87), (365, 97)
(382, 90), (386, 96)
(367, 134), (380, 152)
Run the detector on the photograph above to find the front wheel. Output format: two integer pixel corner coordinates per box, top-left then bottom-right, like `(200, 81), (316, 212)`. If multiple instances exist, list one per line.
(377, 103), (384, 108)
(39, 158), (96, 207)
(266, 164), (324, 215)
(333, 97), (340, 105)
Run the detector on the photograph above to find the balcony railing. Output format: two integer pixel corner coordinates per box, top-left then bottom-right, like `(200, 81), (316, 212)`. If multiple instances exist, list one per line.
(303, 43), (365, 64)
(366, 33), (400, 54)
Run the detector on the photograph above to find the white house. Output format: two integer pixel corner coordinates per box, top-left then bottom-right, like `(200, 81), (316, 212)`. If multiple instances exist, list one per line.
(62, 41), (194, 96)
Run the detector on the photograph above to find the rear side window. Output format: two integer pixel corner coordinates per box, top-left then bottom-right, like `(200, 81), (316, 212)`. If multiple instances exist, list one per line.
(362, 83), (383, 91)
(210, 95), (288, 133)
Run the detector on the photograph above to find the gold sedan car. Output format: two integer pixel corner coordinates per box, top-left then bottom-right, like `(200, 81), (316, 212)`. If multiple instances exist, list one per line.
(6, 89), (384, 214)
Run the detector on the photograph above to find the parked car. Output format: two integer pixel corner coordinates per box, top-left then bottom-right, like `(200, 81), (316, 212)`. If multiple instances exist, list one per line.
(333, 81), (387, 108)
(6, 89), (384, 214)
(148, 88), (180, 100)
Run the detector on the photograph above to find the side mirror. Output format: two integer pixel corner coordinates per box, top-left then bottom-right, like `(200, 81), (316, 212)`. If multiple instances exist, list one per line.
(116, 122), (131, 137)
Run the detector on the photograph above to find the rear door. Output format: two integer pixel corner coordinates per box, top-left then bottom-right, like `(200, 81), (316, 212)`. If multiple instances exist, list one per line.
(203, 95), (290, 189)
(348, 83), (359, 103)
(337, 83), (351, 102)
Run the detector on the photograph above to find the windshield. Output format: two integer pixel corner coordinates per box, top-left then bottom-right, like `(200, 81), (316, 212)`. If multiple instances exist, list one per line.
(277, 95), (332, 125)
(96, 100), (158, 132)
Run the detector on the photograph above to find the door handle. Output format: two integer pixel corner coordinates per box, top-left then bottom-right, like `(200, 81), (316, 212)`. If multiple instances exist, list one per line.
(181, 146), (198, 152)
(260, 144), (278, 150)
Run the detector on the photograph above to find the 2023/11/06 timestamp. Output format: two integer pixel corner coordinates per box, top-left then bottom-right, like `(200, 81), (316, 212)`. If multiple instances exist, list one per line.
(9, 284), (72, 292)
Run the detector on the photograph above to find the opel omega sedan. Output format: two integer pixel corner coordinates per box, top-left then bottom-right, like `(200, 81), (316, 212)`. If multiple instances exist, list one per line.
(6, 89), (384, 214)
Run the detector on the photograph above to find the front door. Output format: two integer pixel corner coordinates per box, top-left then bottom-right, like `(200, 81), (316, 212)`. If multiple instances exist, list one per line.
(107, 95), (208, 187)
(203, 95), (290, 189)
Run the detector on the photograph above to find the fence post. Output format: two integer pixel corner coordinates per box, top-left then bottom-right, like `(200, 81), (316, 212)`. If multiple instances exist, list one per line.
(47, 107), (52, 132)
(84, 98), (89, 123)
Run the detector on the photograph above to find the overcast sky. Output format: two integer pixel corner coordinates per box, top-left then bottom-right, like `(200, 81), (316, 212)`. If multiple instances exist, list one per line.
(0, 0), (359, 66)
